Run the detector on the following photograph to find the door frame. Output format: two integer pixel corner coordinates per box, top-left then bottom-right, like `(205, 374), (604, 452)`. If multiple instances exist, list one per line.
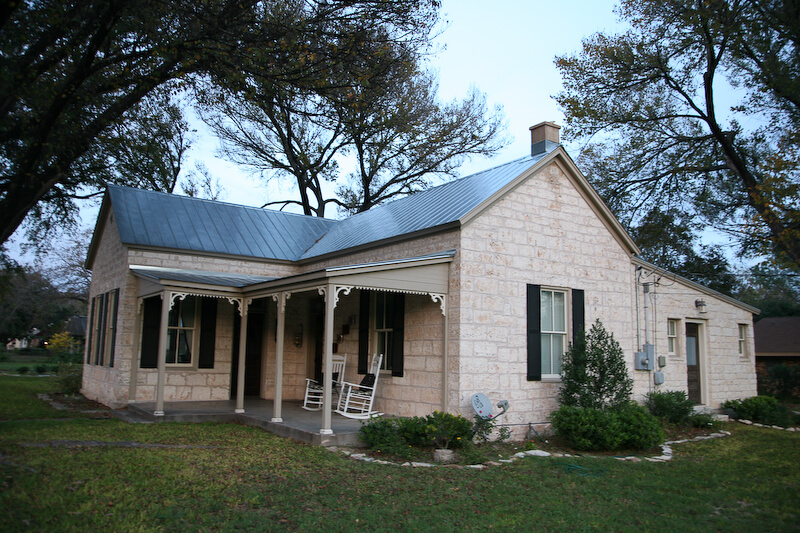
(685, 320), (708, 405)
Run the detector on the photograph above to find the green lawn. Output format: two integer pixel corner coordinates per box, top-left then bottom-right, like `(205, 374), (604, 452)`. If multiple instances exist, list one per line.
(1, 375), (798, 532)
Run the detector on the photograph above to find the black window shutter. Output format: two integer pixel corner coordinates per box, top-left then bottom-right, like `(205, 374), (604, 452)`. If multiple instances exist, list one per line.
(358, 290), (370, 374)
(108, 289), (120, 367)
(140, 296), (162, 369)
(85, 298), (95, 364)
(198, 298), (217, 369)
(527, 284), (542, 381)
(96, 293), (107, 366)
(572, 289), (585, 346)
(391, 293), (405, 377)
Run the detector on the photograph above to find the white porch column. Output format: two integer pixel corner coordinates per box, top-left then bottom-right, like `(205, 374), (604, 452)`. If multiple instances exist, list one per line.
(154, 293), (171, 416)
(235, 299), (250, 413)
(128, 297), (144, 403)
(320, 284), (336, 435)
(431, 294), (448, 412)
(271, 292), (289, 423)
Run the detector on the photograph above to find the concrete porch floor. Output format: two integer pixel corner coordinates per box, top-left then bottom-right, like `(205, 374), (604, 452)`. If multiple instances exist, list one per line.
(122, 398), (365, 447)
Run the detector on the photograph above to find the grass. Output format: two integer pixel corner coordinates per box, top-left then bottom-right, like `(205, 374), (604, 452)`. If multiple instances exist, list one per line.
(1, 376), (799, 532)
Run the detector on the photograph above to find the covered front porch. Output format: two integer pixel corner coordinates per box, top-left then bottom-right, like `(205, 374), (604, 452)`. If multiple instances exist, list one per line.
(125, 399), (364, 446)
(128, 252), (453, 441)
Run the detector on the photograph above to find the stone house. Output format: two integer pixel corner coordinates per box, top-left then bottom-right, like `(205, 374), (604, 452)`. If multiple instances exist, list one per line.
(82, 121), (758, 438)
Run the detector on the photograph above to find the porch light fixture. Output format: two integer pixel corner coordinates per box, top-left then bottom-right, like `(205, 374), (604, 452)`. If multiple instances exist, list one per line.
(695, 299), (707, 314)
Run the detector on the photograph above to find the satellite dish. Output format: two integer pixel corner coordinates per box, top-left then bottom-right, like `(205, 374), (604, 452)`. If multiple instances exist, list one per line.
(471, 393), (493, 419)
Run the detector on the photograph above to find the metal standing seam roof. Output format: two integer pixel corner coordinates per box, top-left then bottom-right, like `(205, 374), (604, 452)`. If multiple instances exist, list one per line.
(299, 153), (546, 259)
(108, 185), (337, 261)
(130, 266), (277, 288)
(107, 150), (549, 262)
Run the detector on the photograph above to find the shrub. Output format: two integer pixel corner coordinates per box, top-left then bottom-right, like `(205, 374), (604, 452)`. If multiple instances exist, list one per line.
(550, 402), (663, 451)
(424, 411), (473, 449)
(644, 390), (695, 424)
(57, 363), (83, 395)
(472, 414), (511, 443)
(558, 320), (633, 409)
(35, 364), (49, 374)
(358, 418), (415, 459)
(396, 415), (429, 446)
(723, 396), (795, 427)
(16, 366), (30, 374)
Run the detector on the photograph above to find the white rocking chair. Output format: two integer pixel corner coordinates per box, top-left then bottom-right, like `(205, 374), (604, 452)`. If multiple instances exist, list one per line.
(302, 354), (347, 411)
(335, 353), (383, 419)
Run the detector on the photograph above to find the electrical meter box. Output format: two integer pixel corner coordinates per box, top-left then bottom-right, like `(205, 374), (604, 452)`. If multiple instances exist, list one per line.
(634, 344), (655, 371)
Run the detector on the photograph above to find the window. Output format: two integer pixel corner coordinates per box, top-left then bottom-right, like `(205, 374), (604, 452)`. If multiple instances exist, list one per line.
(527, 285), (584, 381)
(358, 290), (405, 377)
(374, 292), (395, 371)
(86, 288), (119, 367)
(166, 296), (197, 365)
(540, 289), (567, 377)
(667, 319), (678, 356)
(738, 324), (748, 356)
(139, 295), (216, 370)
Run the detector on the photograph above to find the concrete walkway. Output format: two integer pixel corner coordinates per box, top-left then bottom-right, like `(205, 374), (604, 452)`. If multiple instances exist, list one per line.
(123, 399), (365, 447)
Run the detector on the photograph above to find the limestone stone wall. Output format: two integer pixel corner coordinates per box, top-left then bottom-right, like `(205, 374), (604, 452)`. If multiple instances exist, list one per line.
(454, 160), (637, 437)
(635, 275), (757, 408)
(82, 212), (133, 408)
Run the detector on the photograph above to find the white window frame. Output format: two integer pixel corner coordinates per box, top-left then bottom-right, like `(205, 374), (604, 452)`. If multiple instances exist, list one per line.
(372, 292), (396, 372)
(166, 296), (199, 366)
(667, 319), (678, 356)
(540, 288), (568, 379)
(738, 324), (748, 357)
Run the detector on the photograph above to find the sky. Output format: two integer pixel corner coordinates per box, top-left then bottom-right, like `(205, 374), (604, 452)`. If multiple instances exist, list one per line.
(11, 0), (628, 263)
(194, 0), (626, 208)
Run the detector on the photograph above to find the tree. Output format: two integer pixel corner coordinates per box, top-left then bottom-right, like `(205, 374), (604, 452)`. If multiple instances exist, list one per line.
(202, 28), (508, 217)
(557, 320), (633, 410)
(0, 265), (83, 342)
(735, 263), (800, 318)
(337, 71), (508, 214)
(0, 0), (441, 245)
(555, 0), (800, 270)
(630, 207), (740, 295)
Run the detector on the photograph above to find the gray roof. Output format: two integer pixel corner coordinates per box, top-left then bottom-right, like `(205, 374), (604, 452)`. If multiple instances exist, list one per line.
(108, 185), (336, 261)
(130, 266), (276, 288)
(104, 151), (548, 263)
(300, 154), (544, 259)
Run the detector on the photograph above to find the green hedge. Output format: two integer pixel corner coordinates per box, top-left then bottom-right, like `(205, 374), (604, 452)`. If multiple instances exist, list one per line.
(550, 402), (664, 451)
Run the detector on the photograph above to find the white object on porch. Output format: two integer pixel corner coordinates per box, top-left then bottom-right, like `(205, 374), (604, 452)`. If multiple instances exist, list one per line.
(302, 354), (347, 411)
(335, 353), (383, 419)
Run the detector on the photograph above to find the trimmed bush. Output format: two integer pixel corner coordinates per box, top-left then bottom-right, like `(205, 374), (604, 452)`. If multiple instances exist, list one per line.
(551, 402), (664, 451)
(644, 390), (695, 424)
(358, 418), (415, 459)
(424, 411), (473, 449)
(723, 396), (796, 427)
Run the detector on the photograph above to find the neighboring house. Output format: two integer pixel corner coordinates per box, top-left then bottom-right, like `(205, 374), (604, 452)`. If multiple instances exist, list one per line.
(754, 317), (800, 375)
(82, 121), (758, 438)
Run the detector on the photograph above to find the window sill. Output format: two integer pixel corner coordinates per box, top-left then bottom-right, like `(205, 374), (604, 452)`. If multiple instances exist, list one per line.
(541, 377), (562, 383)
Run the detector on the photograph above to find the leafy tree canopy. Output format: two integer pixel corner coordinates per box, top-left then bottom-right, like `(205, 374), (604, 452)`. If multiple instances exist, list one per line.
(556, 0), (800, 271)
(0, 0), (441, 246)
